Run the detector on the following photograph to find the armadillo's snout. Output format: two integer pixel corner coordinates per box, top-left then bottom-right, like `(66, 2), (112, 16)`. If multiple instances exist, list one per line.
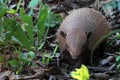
(71, 55), (78, 59)
(69, 49), (82, 59)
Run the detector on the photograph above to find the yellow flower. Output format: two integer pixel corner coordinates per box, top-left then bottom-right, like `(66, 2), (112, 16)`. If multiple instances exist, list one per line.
(70, 65), (89, 80)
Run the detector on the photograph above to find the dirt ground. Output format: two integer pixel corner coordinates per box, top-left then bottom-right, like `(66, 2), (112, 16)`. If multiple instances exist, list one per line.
(0, 0), (120, 80)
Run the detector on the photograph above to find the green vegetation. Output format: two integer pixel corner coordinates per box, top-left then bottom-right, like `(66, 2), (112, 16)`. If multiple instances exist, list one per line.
(42, 45), (58, 64)
(116, 55), (120, 72)
(0, 0), (61, 74)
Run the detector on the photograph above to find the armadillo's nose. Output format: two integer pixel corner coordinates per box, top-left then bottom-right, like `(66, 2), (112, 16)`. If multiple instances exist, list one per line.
(69, 49), (81, 59)
(69, 48), (81, 59)
(70, 53), (79, 59)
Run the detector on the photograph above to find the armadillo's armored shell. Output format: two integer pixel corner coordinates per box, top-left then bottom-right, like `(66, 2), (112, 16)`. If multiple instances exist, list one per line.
(57, 8), (110, 57)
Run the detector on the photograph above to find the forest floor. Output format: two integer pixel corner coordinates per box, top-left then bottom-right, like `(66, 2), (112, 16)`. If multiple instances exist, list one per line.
(0, 0), (120, 80)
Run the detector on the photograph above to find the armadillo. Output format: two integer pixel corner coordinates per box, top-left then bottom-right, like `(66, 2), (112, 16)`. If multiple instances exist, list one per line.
(57, 8), (110, 60)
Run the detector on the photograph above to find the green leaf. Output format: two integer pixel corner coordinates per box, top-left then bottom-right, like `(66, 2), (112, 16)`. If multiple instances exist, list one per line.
(20, 8), (25, 16)
(41, 52), (52, 64)
(16, 0), (22, 12)
(0, 9), (6, 19)
(5, 32), (12, 40)
(3, 19), (17, 31)
(116, 55), (120, 71)
(51, 44), (58, 57)
(3, 19), (32, 50)
(28, 0), (39, 16)
(20, 14), (34, 45)
(116, 56), (120, 62)
(19, 51), (35, 62)
(28, 0), (39, 8)
(20, 15), (33, 26)
(6, 9), (16, 14)
(3, 19), (17, 41)
(37, 42), (45, 51)
(8, 59), (19, 67)
(0, 41), (6, 47)
(41, 52), (46, 64)
(45, 13), (62, 28)
(41, 45), (58, 64)
(24, 25), (34, 45)
(13, 24), (33, 50)
(36, 5), (49, 44)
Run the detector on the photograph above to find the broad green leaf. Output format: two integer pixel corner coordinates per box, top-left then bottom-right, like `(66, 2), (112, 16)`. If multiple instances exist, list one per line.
(28, 0), (39, 8)
(20, 14), (34, 45)
(3, 19), (32, 50)
(13, 24), (33, 50)
(20, 8), (25, 16)
(3, 19), (16, 31)
(0, 9), (6, 19)
(3, 19), (17, 41)
(6, 9), (16, 14)
(18, 52), (29, 63)
(24, 25), (34, 45)
(20, 15), (33, 26)
(0, 41), (6, 47)
(37, 5), (49, 44)
(5, 33), (12, 40)
(8, 59), (19, 67)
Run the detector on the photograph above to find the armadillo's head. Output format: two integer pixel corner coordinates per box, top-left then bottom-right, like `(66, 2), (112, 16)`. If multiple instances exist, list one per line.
(66, 29), (87, 59)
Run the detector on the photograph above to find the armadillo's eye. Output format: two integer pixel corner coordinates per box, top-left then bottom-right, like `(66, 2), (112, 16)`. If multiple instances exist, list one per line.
(60, 31), (67, 39)
(87, 31), (92, 39)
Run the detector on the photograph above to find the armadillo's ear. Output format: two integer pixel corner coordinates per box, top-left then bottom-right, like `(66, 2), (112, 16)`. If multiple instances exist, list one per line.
(86, 31), (92, 45)
(60, 31), (67, 39)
